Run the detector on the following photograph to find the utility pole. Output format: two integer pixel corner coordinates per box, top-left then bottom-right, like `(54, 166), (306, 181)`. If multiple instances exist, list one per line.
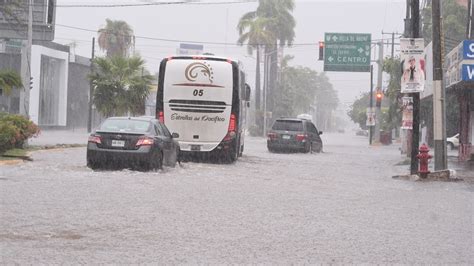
(369, 64), (374, 145)
(467, 0), (472, 39)
(262, 51), (268, 137)
(87, 37), (95, 133)
(374, 41), (384, 143)
(409, 0), (421, 175)
(432, 0), (447, 170)
(20, 0), (33, 117)
(382, 31), (400, 59)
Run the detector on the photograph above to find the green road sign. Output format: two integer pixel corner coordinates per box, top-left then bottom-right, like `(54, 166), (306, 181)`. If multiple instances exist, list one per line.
(324, 32), (371, 72)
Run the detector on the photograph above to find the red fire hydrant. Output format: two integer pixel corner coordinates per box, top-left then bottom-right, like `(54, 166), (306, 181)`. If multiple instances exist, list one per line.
(416, 143), (433, 178)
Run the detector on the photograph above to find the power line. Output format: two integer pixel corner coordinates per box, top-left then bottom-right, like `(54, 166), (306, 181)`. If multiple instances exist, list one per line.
(56, 23), (396, 47)
(29, 0), (256, 8)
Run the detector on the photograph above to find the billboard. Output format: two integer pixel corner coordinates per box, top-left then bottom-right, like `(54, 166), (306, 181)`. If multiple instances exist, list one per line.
(400, 38), (425, 93)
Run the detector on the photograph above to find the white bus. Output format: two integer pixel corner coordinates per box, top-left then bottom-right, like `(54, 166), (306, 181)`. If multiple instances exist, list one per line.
(156, 55), (251, 162)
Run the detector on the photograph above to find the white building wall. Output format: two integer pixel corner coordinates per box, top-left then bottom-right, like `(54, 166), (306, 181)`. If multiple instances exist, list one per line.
(30, 45), (69, 126)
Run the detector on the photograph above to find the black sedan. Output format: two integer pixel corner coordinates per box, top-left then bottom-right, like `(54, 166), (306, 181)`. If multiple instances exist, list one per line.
(87, 116), (180, 170)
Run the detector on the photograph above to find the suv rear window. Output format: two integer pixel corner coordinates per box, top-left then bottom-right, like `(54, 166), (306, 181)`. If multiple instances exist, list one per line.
(272, 120), (304, 131)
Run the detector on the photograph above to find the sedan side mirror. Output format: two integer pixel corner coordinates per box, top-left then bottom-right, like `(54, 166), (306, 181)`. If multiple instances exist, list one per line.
(319, 131), (323, 135)
(245, 83), (251, 101)
(172, 132), (179, 138)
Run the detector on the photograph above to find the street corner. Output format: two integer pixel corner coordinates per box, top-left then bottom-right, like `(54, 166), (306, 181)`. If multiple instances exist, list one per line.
(0, 159), (25, 166)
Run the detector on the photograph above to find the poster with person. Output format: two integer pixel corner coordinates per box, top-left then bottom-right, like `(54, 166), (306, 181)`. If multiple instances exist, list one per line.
(400, 38), (425, 93)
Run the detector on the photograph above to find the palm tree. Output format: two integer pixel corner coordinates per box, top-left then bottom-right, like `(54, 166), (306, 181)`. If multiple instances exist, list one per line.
(0, 69), (23, 96)
(90, 56), (153, 117)
(98, 19), (135, 58)
(237, 14), (274, 114)
(253, 0), (296, 129)
(257, 0), (296, 48)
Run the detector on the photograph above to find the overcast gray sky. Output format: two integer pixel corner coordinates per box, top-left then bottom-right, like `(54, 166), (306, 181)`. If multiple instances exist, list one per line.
(55, 0), (406, 108)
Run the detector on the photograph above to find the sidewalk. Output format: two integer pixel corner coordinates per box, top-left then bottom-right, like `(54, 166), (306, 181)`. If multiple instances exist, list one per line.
(28, 128), (90, 146)
(448, 156), (474, 183)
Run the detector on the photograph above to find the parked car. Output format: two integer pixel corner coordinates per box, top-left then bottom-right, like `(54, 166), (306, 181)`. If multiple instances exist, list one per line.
(355, 129), (369, 137)
(267, 117), (323, 153)
(87, 116), (180, 170)
(447, 133), (459, 150)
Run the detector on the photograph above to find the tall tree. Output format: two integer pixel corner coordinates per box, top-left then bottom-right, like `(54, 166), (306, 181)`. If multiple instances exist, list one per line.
(0, 0), (23, 25)
(254, 0), (296, 119)
(276, 56), (339, 130)
(90, 56), (153, 117)
(422, 1), (468, 51)
(237, 15), (274, 113)
(98, 19), (134, 58)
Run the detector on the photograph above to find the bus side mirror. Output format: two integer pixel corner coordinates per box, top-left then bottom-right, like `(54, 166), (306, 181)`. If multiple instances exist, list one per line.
(245, 84), (251, 101)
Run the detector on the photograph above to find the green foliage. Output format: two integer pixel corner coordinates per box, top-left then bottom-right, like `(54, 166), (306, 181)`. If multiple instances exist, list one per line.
(98, 19), (134, 58)
(348, 93), (370, 130)
(0, 113), (40, 153)
(90, 56), (153, 118)
(0, 0), (23, 24)
(0, 69), (23, 96)
(383, 56), (403, 131)
(275, 57), (339, 125)
(422, 1), (468, 51)
(0, 122), (19, 153)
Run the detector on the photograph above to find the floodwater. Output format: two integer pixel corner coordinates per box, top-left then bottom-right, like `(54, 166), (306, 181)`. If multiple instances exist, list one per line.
(1, 133), (473, 264)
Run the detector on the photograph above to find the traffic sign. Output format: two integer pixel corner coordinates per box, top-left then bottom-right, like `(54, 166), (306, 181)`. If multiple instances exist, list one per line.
(462, 40), (474, 60)
(366, 107), (375, 126)
(462, 64), (474, 81)
(324, 32), (371, 72)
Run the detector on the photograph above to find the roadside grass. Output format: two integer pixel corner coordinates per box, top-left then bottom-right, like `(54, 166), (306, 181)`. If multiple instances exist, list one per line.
(0, 144), (86, 161)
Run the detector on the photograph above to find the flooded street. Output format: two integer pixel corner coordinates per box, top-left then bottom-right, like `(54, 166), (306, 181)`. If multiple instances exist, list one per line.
(1, 133), (472, 264)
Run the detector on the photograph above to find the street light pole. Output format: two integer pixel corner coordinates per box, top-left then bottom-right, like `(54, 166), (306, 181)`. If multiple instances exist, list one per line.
(432, 0), (447, 170)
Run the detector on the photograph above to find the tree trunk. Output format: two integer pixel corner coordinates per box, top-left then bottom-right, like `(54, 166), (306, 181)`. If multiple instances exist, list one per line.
(255, 47), (261, 111)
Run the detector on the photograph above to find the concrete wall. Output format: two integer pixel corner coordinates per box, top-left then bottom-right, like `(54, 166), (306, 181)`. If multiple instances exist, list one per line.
(67, 55), (90, 129)
(31, 44), (69, 126)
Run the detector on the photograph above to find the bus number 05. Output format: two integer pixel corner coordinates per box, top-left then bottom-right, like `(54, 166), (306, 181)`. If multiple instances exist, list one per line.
(193, 89), (204, 97)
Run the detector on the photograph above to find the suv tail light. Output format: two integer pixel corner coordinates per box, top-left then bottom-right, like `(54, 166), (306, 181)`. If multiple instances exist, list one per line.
(296, 134), (307, 142)
(136, 137), (154, 146)
(88, 134), (102, 144)
(223, 113), (237, 141)
(267, 132), (277, 140)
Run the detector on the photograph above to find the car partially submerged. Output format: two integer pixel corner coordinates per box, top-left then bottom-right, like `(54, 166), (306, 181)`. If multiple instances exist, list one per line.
(87, 116), (180, 170)
(267, 117), (323, 153)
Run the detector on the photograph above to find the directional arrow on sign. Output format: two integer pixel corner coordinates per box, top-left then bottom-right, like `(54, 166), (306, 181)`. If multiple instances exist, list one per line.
(332, 35), (338, 42)
(358, 47), (364, 53)
(328, 56), (334, 62)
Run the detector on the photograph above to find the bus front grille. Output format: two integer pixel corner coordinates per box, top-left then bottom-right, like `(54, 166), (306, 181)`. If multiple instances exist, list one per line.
(168, 100), (227, 113)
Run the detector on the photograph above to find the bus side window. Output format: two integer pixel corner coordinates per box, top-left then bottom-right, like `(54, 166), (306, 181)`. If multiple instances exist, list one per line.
(240, 72), (246, 99)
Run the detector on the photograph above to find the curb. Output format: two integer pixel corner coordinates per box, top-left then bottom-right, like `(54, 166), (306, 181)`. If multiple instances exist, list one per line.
(392, 169), (463, 182)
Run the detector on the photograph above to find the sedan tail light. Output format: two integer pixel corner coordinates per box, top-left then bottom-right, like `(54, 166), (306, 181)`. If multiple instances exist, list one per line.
(88, 134), (102, 144)
(296, 134), (307, 142)
(267, 132), (277, 140)
(136, 137), (154, 146)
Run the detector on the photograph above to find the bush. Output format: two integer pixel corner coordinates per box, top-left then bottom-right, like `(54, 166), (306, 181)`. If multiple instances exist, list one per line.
(0, 122), (19, 153)
(0, 113), (40, 152)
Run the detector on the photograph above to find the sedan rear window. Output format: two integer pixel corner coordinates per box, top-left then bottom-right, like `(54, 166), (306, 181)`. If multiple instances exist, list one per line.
(100, 119), (151, 133)
(272, 120), (303, 131)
